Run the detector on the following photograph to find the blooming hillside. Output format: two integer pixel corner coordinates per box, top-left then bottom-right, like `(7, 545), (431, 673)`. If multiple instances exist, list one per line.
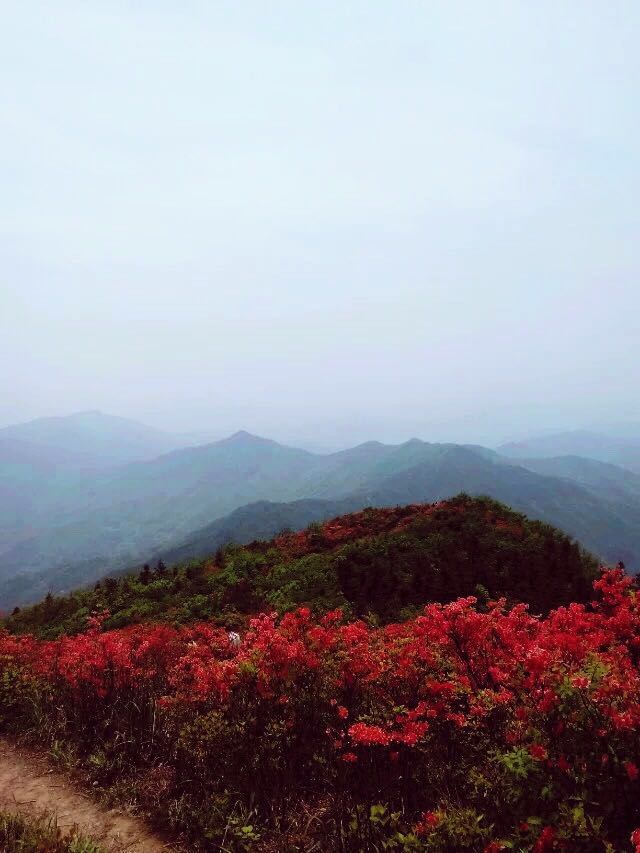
(6, 495), (597, 638)
(1, 568), (640, 850)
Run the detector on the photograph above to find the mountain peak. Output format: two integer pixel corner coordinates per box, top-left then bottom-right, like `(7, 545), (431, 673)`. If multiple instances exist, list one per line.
(0, 409), (178, 467)
(221, 430), (278, 448)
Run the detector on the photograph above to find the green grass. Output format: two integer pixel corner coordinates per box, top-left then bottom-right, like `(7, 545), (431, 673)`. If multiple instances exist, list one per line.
(0, 811), (103, 852)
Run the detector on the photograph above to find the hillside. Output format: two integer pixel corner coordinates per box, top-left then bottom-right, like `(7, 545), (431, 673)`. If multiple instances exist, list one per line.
(508, 454), (640, 505)
(5, 496), (598, 638)
(158, 497), (358, 566)
(0, 431), (324, 593)
(0, 411), (208, 568)
(0, 497), (361, 607)
(0, 438), (95, 557)
(135, 448), (640, 573)
(2, 429), (640, 606)
(2, 525), (638, 851)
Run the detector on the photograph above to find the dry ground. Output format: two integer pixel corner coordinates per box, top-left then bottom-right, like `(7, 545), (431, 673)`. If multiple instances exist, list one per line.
(0, 738), (175, 852)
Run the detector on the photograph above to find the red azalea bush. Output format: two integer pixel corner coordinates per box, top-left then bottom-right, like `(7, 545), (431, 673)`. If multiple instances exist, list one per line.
(1, 569), (640, 850)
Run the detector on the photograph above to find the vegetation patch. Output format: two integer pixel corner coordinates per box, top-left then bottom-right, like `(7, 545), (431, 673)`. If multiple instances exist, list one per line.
(0, 811), (102, 852)
(6, 496), (597, 639)
(1, 567), (640, 849)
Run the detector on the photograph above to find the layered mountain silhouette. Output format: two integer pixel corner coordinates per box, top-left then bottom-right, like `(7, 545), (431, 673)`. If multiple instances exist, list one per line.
(2, 412), (640, 606)
(506, 455), (640, 503)
(0, 410), (187, 467)
(0, 411), (213, 559)
(7, 496), (598, 638)
(499, 429), (640, 474)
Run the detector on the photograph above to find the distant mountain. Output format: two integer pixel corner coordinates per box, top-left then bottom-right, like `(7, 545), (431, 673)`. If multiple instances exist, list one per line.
(0, 431), (378, 589)
(3, 436), (640, 607)
(0, 430), (334, 593)
(508, 455), (640, 505)
(0, 411), (219, 558)
(0, 437), (95, 557)
(0, 436), (529, 586)
(150, 446), (640, 569)
(333, 445), (640, 570)
(0, 411), (185, 468)
(499, 430), (640, 474)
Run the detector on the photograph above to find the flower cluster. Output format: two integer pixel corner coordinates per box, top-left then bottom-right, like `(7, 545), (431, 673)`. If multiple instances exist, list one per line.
(273, 502), (441, 557)
(1, 569), (640, 850)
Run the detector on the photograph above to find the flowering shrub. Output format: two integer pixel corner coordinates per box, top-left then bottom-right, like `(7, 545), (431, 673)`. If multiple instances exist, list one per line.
(6, 496), (597, 640)
(1, 569), (639, 849)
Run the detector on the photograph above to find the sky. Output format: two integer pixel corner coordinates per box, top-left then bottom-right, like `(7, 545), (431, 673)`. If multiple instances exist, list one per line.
(1, 1), (639, 449)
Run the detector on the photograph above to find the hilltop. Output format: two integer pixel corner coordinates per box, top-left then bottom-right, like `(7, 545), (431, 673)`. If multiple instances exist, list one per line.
(1, 417), (640, 607)
(5, 495), (597, 638)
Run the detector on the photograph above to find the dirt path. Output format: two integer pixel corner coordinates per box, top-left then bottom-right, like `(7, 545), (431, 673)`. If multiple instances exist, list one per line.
(0, 738), (175, 852)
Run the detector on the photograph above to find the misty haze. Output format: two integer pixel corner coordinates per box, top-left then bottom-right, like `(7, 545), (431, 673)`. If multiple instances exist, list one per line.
(1, 3), (640, 852)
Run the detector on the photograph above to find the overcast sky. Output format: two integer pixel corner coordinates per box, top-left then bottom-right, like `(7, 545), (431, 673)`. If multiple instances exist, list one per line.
(1, 1), (639, 448)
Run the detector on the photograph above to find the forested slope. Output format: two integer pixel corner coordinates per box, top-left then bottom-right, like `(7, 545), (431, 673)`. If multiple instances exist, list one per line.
(5, 495), (598, 638)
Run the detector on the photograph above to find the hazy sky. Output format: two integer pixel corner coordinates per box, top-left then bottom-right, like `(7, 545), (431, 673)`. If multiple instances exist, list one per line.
(1, 1), (639, 448)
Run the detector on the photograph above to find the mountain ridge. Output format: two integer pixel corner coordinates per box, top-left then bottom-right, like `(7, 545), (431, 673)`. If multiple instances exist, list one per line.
(499, 429), (640, 473)
(2, 415), (640, 607)
(2, 442), (640, 607)
(5, 495), (598, 637)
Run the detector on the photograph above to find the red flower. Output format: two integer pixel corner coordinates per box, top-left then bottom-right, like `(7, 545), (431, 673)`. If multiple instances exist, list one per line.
(529, 744), (547, 761)
(570, 675), (589, 689)
(415, 811), (441, 835)
(625, 761), (639, 781)
(2, 565), (640, 848)
(533, 826), (555, 851)
(348, 722), (391, 747)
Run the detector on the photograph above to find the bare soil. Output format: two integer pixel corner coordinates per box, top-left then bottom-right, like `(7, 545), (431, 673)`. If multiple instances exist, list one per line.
(0, 738), (175, 852)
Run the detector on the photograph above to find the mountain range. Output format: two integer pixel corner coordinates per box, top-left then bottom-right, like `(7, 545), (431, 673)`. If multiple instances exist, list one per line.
(499, 429), (640, 474)
(2, 412), (640, 607)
